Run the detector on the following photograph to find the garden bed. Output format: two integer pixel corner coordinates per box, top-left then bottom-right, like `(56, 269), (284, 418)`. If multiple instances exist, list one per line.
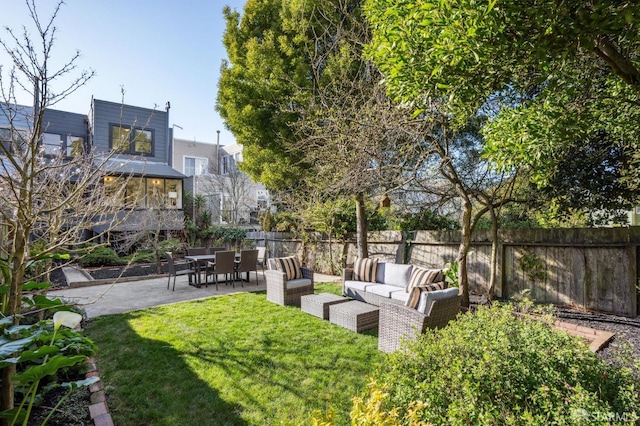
(86, 263), (165, 280)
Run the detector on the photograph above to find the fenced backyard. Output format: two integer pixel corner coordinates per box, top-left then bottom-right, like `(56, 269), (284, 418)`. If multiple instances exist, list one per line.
(248, 227), (640, 317)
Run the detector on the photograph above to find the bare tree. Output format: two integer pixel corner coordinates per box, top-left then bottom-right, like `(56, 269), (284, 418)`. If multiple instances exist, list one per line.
(0, 1), (132, 413)
(197, 166), (255, 226)
(112, 193), (185, 274)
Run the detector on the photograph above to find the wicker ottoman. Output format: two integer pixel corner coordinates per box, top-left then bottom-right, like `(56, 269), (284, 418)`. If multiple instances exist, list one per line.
(330, 300), (379, 333)
(301, 293), (350, 320)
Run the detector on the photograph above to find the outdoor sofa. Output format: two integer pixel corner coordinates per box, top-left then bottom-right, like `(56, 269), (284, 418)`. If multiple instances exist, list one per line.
(342, 259), (445, 306)
(342, 258), (461, 352)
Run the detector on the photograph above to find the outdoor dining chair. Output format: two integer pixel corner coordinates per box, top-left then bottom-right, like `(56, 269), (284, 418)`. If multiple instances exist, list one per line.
(165, 252), (197, 291)
(235, 249), (259, 285)
(205, 250), (237, 290)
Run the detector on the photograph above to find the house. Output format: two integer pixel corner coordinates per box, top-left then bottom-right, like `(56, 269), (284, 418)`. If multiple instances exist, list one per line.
(172, 139), (269, 226)
(86, 98), (186, 238)
(0, 98), (186, 244)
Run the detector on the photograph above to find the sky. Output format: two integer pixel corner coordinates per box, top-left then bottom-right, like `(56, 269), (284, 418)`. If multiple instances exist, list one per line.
(1, 0), (247, 145)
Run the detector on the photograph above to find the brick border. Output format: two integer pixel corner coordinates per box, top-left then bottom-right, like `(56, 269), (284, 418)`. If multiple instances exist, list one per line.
(85, 358), (114, 426)
(554, 320), (616, 352)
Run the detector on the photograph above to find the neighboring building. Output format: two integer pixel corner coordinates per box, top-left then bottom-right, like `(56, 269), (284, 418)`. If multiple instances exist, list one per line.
(0, 98), (186, 242)
(172, 137), (221, 176)
(172, 139), (269, 226)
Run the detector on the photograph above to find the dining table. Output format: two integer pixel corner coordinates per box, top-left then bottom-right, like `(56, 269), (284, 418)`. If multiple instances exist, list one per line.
(184, 253), (241, 286)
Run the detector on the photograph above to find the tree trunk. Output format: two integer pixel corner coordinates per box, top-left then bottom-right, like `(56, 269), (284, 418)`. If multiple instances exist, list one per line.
(488, 205), (499, 301)
(355, 193), (368, 259)
(2, 236), (28, 418)
(328, 226), (335, 275)
(1, 365), (16, 425)
(457, 198), (472, 307)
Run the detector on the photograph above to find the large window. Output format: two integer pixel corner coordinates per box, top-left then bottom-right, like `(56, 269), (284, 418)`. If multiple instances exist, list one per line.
(110, 124), (154, 155)
(103, 176), (182, 209)
(66, 135), (84, 157)
(42, 133), (62, 156)
(184, 157), (208, 176)
(0, 128), (28, 153)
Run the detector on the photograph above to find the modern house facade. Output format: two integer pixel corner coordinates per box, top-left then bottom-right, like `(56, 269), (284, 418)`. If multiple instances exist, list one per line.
(0, 98), (186, 242)
(172, 139), (269, 226)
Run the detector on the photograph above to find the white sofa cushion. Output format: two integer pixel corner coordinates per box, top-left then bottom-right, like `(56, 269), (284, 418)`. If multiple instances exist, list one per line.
(417, 287), (459, 314)
(343, 280), (372, 292)
(383, 263), (413, 288)
(366, 284), (402, 298)
(286, 278), (313, 288)
(390, 289), (410, 304)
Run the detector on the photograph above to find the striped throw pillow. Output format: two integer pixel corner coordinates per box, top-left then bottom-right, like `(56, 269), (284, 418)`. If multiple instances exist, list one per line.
(353, 257), (378, 283)
(405, 267), (446, 309)
(274, 256), (303, 280)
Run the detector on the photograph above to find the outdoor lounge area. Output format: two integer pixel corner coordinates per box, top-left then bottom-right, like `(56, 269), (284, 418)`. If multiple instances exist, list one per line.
(6, 0), (640, 424)
(50, 252), (636, 425)
(66, 271), (634, 425)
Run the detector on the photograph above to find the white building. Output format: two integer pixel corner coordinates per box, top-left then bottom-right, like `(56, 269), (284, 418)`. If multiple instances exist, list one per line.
(172, 138), (269, 226)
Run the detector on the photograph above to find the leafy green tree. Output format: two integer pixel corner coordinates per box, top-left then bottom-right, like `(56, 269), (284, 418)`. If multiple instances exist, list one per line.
(216, 0), (310, 189)
(218, 0), (419, 258)
(364, 0), (640, 197)
(364, 0), (640, 302)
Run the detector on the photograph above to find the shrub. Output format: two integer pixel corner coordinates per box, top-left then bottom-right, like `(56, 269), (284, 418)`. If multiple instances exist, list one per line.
(77, 246), (123, 268)
(158, 238), (184, 255)
(358, 304), (639, 425)
(130, 250), (155, 264)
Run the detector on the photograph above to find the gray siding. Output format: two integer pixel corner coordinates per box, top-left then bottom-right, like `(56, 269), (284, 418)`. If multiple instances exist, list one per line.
(42, 109), (88, 142)
(0, 104), (35, 130)
(91, 99), (169, 162)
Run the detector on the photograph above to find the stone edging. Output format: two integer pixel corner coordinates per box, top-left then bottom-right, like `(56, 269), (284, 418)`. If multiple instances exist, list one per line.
(85, 357), (114, 426)
(69, 273), (166, 288)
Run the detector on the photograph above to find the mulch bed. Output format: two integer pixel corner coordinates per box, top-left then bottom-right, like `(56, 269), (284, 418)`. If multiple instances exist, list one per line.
(49, 263), (168, 288)
(86, 263), (166, 280)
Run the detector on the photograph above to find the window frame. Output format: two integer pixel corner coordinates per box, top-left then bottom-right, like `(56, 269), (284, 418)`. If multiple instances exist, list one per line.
(109, 124), (154, 156)
(183, 156), (208, 176)
(42, 133), (62, 156)
(0, 127), (28, 154)
(66, 135), (84, 157)
(103, 175), (182, 209)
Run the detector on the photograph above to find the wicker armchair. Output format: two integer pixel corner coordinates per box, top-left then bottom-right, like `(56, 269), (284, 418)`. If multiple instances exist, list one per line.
(378, 295), (461, 353)
(265, 259), (314, 306)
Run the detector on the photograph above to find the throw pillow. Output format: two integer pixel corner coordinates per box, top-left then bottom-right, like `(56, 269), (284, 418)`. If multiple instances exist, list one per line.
(274, 256), (303, 280)
(405, 266), (447, 309)
(353, 257), (378, 283)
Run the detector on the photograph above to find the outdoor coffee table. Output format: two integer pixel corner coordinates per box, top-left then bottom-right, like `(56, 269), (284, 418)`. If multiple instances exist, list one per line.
(301, 293), (350, 320)
(329, 300), (379, 333)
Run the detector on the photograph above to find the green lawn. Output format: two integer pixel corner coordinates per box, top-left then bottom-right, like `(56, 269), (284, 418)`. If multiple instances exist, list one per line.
(85, 283), (383, 425)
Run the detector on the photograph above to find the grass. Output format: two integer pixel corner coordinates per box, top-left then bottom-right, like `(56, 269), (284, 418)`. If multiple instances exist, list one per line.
(84, 283), (383, 425)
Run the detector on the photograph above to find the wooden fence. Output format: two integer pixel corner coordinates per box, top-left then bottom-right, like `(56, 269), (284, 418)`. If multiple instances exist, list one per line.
(246, 228), (639, 317)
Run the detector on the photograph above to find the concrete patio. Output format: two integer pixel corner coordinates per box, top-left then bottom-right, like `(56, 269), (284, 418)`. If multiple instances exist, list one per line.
(50, 268), (341, 318)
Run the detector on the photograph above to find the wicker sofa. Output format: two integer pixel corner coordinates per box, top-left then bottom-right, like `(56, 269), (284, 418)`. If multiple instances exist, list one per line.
(343, 260), (460, 351)
(378, 289), (461, 352)
(342, 261), (443, 306)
